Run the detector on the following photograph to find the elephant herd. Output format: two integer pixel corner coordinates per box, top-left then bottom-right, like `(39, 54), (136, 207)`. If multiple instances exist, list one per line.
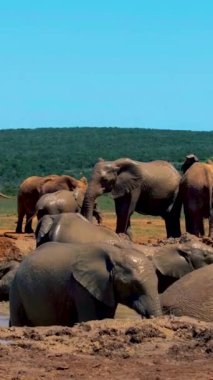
(1, 154), (213, 326)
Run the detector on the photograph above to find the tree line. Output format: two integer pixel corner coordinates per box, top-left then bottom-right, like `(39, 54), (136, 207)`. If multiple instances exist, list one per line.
(0, 127), (212, 194)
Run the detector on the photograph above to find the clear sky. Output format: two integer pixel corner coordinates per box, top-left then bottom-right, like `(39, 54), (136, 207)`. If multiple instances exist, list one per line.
(0, 1), (212, 131)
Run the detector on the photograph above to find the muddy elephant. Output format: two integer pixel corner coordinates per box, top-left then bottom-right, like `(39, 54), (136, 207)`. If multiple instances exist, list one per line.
(161, 264), (213, 322)
(81, 158), (181, 239)
(16, 175), (87, 233)
(35, 189), (102, 225)
(142, 236), (213, 293)
(9, 241), (162, 326)
(179, 160), (213, 237)
(0, 261), (20, 301)
(35, 213), (121, 247)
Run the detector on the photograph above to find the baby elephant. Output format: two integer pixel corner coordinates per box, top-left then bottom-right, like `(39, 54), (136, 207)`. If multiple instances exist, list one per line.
(35, 213), (121, 247)
(10, 241), (162, 326)
(36, 189), (102, 224)
(0, 261), (20, 301)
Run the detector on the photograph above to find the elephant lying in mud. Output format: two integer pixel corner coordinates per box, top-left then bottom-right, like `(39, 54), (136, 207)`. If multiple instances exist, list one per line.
(161, 264), (213, 322)
(81, 158), (181, 239)
(35, 189), (102, 224)
(9, 242), (162, 326)
(144, 238), (213, 293)
(0, 261), (20, 301)
(16, 175), (87, 234)
(35, 213), (121, 247)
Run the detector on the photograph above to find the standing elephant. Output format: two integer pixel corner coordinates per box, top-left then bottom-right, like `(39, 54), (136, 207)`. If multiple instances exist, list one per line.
(81, 158), (181, 239)
(181, 154), (199, 174)
(161, 264), (213, 322)
(180, 160), (213, 237)
(16, 175), (87, 233)
(35, 213), (120, 247)
(10, 241), (162, 326)
(35, 189), (102, 224)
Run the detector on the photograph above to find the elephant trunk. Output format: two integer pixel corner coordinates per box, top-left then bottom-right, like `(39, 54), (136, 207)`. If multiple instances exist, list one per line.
(81, 186), (97, 222)
(132, 294), (162, 318)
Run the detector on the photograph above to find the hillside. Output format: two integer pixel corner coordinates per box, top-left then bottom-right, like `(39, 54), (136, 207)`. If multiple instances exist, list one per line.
(0, 127), (212, 193)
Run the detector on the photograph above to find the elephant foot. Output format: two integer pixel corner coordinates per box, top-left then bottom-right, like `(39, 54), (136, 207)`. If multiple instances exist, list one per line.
(15, 227), (22, 234)
(24, 227), (34, 234)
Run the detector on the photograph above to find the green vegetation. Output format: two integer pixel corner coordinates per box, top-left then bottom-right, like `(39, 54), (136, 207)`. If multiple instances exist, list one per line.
(0, 127), (212, 194)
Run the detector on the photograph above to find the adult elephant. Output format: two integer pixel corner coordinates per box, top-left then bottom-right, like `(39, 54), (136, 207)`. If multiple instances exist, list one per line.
(16, 175), (87, 233)
(35, 213), (121, 247)
(161, 264), (213, 322)
(179, 160), (213, 237)
(36, 189), (102, 225)
(10, 241), (162, 326)
(81, 158), (181, 239)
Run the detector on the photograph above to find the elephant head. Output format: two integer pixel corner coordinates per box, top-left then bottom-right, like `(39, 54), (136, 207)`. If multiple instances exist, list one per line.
(177, 241), (213, 269)
(72, 243), (162, 318)
(181, 154), (199, 173)
(81, 158), (142, 222)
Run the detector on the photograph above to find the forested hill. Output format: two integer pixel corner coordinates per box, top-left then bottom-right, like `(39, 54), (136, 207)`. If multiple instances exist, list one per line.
(0, 127), (212, 194)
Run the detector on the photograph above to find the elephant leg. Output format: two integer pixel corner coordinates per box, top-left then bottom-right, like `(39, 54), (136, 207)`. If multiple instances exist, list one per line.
(16, 209), (25, 233)
(24, 213), (34, 233)
(164, 214), (181, 238)
(10, 283), (30, 326)
(114, 191), (139, 238)
(71, 277), (115, 322)
(209, 209), (213, 237)
(184, 205), (202, 237)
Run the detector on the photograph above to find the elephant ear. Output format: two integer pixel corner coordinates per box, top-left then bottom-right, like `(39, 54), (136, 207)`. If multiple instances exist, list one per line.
(152, 246), (191, 279)
(111, 160), (142, 198)
(35, 215), (54, 246)
(72, 248), (115, 307)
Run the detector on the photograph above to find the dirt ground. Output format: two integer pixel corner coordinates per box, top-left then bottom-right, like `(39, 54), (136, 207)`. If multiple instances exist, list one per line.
(0, 214), (213, 379)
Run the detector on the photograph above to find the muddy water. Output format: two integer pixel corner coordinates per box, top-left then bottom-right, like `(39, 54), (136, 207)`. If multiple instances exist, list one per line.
(0, 303), (140, 328)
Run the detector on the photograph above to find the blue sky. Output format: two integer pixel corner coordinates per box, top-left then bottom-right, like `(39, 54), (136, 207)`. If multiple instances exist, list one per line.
(0, 1), (212, 131)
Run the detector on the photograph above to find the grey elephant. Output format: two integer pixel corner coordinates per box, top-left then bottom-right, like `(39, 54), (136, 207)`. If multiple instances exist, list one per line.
(141, 237), (213, 293)
(0, 261), (20, 301)
(35, 189), (102, 224)
(179, 159), (213, 237)
(161, 263), (213, 322)
(9, 241), (162, 326)
(81, 158), (181, 239)
(35, 213), (121, 247)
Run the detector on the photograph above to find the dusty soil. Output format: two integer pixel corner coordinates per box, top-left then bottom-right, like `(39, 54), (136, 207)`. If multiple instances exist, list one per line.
(0, 214), (213, 379)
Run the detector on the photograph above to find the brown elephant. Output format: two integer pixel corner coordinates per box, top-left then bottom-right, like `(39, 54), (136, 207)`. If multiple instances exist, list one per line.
(180, 159), (213, 237)
(16, 175), (87, 233)
(81, 158), (182, 239)
(181, 154), (199, 173)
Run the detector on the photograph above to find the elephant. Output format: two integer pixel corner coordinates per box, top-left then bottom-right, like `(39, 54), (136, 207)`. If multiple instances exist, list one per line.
(16, 174), (87, 234)
(35, 212), (121, 247)
(9, 241), (162, 326)
(81, 158), (182, 239)
(161, 263), (213, 322)
(139, 236), (213, 293)
(0, 261), (20, 301)
(35, 188), (102, 225)
(179, 160), (213, 237)
(181, 154), (199, 174)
